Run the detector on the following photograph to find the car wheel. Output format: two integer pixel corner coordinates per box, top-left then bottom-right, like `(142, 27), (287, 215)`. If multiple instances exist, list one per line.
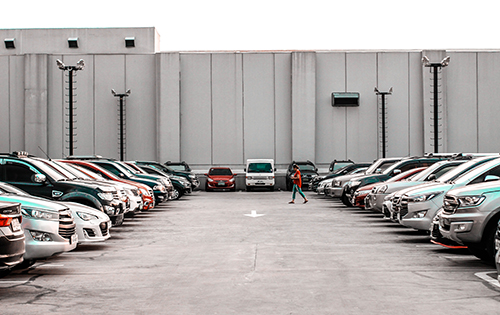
(466, 223), (497, 263)
(341, 191), (352, 207)
(172, 187), (181, 200)
(246, 186), (252, 192)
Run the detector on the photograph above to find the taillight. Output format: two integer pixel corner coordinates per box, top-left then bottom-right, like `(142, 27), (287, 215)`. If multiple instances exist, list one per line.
(0, 214), (13, 227)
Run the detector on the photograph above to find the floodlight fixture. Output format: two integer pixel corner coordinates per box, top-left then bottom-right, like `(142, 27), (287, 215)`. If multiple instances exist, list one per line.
(374, 87), (393, 158)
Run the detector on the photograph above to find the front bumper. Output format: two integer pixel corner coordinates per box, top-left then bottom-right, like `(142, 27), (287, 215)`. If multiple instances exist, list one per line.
(0, 226), (25, 269)
(439, 211), (485, 245)
(399, 201), (439, 231)
(207, 180), (235, 190)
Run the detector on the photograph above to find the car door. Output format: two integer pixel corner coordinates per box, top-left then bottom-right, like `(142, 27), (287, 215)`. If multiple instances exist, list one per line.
(0, 159), (54, 198)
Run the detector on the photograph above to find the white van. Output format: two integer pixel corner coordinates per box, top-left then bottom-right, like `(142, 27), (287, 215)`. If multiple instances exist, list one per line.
(245, 159), (275, 191)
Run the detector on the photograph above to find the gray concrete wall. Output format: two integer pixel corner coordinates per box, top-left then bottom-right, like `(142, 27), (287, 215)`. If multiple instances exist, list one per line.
(4, 28), (500, 172)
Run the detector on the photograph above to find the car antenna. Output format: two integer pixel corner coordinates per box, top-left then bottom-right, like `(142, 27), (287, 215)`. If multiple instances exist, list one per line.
(38, 146), (51, 161)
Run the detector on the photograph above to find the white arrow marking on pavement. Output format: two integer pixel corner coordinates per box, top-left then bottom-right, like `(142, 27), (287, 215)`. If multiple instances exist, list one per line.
(244, 210), (265, 218)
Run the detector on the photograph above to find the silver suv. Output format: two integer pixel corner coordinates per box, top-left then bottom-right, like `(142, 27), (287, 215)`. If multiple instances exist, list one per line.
(439, 180), (500, 262)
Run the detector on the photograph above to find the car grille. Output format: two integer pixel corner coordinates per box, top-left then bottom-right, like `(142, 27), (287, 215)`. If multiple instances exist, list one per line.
(252, 176), (269, 180)
(399, 195), (409, 218)
(59, 209), (76, 240)
(442, 195), (458, 214)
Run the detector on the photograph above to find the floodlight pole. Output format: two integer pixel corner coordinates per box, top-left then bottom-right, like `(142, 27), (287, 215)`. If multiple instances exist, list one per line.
(112, 90), (131, 161)
(56, 59), (84, 156)
(374, 87), (392, 158)
(422, 56), (450, 153)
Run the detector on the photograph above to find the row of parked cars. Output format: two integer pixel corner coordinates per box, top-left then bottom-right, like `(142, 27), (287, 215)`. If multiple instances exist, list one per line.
(312, 153), (500, 278)
(0, 152), (200, 274)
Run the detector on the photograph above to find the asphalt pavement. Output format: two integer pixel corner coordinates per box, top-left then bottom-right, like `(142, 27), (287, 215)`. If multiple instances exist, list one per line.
(1, 190), (500, 314)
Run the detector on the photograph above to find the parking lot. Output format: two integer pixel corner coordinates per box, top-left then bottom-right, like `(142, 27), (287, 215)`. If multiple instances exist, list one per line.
(1, 190), (500, 314)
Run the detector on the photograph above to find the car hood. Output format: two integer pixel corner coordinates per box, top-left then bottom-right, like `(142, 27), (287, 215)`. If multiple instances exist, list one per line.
(208, 175), (234, 180)
(446, 180), (500, 197)
(60, 179), (114, 191)
(0, 194), (67, 212)
(60, 201), (110, 220)
(400, 182), (453, 197)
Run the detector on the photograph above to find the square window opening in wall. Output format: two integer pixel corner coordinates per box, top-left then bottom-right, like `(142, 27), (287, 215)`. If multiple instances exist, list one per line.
(331, 92), (360, 107)
(125, 37), (135, 48)
(68, 37), (79, 48)
(4, 38), (15, 49)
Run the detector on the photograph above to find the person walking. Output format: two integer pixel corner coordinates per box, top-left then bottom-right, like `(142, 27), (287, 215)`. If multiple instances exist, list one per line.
(289, 164), (308, 204)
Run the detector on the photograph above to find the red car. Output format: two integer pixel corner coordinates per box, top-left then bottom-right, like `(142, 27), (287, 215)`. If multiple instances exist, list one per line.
(205, 167), (236, 191)
(60, 160), (155, 210)
(352, 167), (427, 208)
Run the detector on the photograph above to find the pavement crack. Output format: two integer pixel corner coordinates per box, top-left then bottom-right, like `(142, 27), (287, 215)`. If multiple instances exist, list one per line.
(253, 243), (258, 271)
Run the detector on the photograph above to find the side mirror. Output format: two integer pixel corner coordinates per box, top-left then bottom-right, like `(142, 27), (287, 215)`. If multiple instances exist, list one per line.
(32, 173), (47, 183)
(375, 168), (382, 174)
(485, 175), (500, 182)
(204, 173), (208, 176)
(119, 173), (125, 178)
(393, 169), (401, 175)
(427, 174), (437, 181)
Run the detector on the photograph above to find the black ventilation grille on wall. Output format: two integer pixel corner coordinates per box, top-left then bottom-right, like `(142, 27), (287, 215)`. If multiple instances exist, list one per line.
(331, 92), (359, 107)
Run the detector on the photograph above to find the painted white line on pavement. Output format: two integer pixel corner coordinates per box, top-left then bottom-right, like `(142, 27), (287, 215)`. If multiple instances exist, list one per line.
(475, 271), (500, 288)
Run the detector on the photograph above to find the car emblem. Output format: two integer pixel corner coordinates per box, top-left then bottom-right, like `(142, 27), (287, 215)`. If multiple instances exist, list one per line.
(52, 190), (64, 198)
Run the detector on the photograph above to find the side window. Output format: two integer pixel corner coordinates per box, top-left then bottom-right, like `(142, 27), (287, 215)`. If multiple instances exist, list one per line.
(399, 162), (419, 173)
(4, 162), (36, 183)
(432, 165), (457, 179)
(95, 163), (120, 176)
(469, 165), (500, 185)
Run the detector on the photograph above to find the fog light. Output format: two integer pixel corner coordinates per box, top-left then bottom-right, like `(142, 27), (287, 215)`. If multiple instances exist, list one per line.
(30, 230), (53, 242)
(410, 210), (427, 219)
(454, 223), (469, 232)
(104, 206), (115, 215)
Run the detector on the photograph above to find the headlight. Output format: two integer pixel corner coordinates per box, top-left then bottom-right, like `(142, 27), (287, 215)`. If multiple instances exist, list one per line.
(207, 177), (214, 182)
(457, 195), (486, 208)
(267, 176), (274, 180)
(409, 210), (428, 219)
(408, 191), (443, 203)
(97, 192), (114, 201)
(333, 180), (341, 187)
(21, 207), (59, 221)
(229, 178), (235, 183)
(139, 188), (148, 196)
(189, 174), (196, 179)
(77, 211), (99, 221)
(153, 184), (167, 193)
(99, 186), (115, 193)
(378, 185), (388, 194)
(350, 180), (361, 187)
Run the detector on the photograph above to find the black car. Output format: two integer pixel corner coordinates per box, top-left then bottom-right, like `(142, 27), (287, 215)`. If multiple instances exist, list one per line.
(0, 152), (126, 225)
(285, 161), (319, 191)
(138, 161), (200, 190)
(137, 165), (191, 200)
(0, 201), (25, 274)
(329, 159), (354, 173)
(309, 162), (371, 192)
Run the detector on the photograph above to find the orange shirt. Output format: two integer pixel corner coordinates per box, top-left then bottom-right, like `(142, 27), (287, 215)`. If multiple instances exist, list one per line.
(293, 170), (302, 187)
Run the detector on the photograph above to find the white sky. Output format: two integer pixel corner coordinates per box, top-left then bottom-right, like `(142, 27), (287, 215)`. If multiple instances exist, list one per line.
(1, 0), (499, 51)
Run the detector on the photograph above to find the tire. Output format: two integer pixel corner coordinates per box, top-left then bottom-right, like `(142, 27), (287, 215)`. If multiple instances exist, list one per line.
(171, 187), (181, 200)
(466, 224), (497, 263)
(270, 186), (275, 192)
(246, 186), (252, 192)
(341, 191), (352, 207)
(13, 259), (36, 270)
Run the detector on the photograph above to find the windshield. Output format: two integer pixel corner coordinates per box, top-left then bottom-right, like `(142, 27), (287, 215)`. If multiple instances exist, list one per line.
(410, 162), (458, 182)
(54, 161), (94, 180)
(248, 163), (273, 173)
(365, 159), (399, 174)
(168, 164), (188, 171)
(209, 168), (233, 176)
(297, 164), (316, 171)
(25, 159), (68, 181)
(437, 157), (499, 183)
(331, 162), (354, 171)
(70, 164), (105, 180)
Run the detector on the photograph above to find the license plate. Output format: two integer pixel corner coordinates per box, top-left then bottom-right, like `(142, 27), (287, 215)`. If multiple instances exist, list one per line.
(10, 218), (21, 232)
(70, 233), (78, 245)
(217, 182), (225, 186)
